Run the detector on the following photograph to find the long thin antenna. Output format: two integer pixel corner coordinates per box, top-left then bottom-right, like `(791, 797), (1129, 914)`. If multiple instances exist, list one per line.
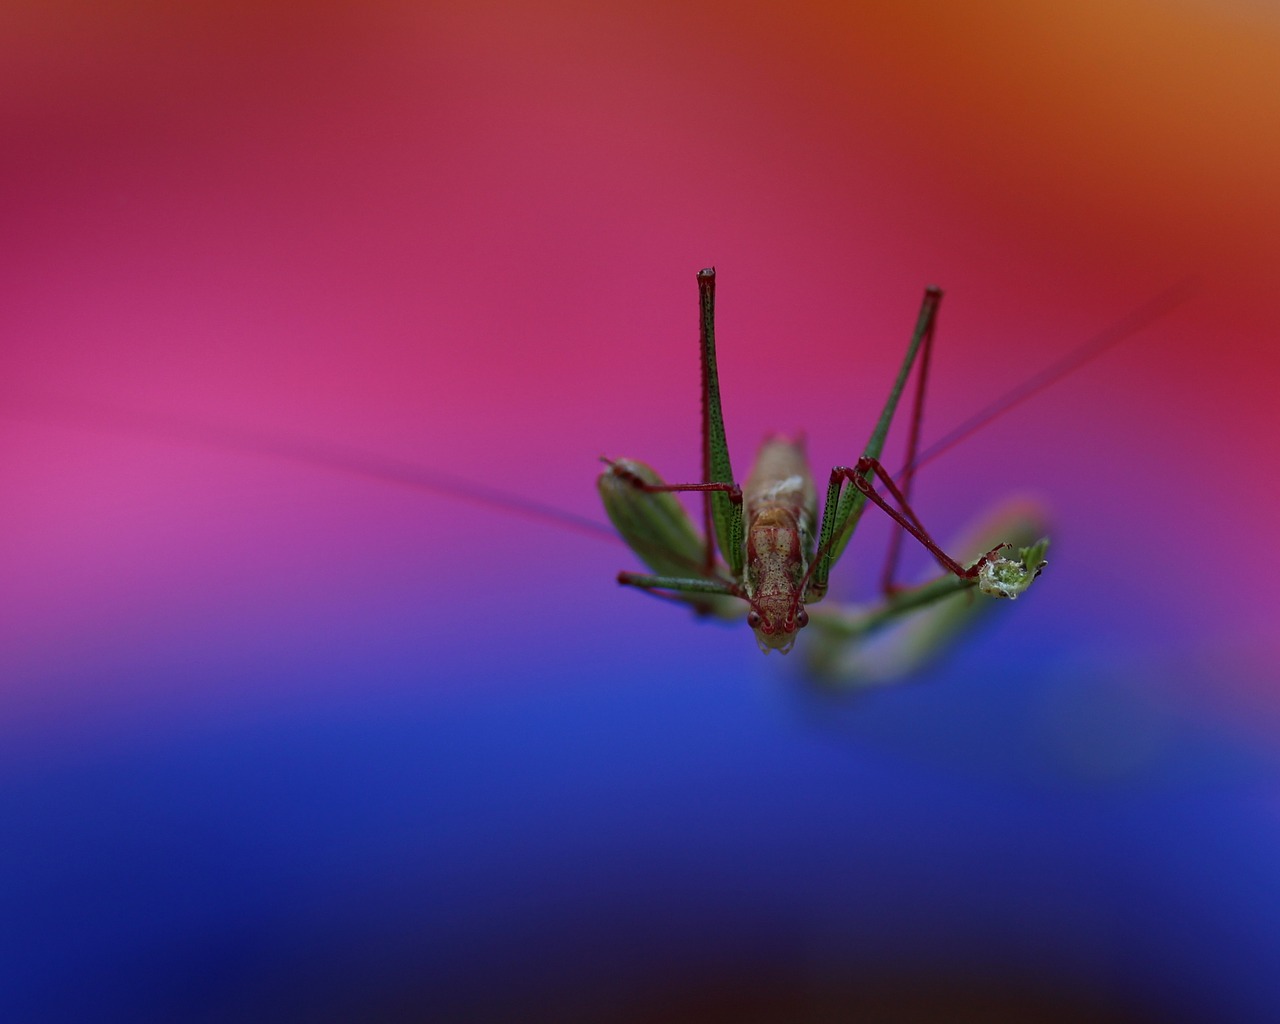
(5, 394), (619, 544)
(898, 279), (1195, 476)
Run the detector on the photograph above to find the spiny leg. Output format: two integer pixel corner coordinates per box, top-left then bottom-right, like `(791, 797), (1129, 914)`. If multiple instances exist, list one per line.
(615, 576), (742, 618)
(809, 286), (943, 599)
(605, 270), (745, 578)
(833, 457), (1005, 580)
(606, 461), (742, 512)
(617, 571), (742, 595)
(598, 457), (734, 586)
(599, 458), (749, 618)
(609, 270), (747, 578)
(879, 282), (938, 593)
(616, 570), (745, 617)
(695, 268), (745, 577)
(609, 463), (743, 502)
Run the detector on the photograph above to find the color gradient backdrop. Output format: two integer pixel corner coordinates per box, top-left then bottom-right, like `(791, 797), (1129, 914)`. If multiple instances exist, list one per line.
(3, 2), (1278, 1021)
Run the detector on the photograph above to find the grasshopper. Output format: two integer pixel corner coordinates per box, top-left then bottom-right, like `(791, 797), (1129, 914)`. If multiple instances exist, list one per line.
(598, 268), (1050, 658)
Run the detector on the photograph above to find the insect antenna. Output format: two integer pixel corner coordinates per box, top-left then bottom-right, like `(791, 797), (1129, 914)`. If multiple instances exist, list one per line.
(896, 279), (1195, 479)
(6, 393), (617, 545)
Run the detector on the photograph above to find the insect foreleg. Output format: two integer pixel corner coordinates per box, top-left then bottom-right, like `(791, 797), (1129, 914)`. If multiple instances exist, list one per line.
(616, 570), (746, 620)
(609, 466), (743, 503)
(606, 460), (743, 575)
(617, 572), (742, 596)
(599, 458), (745, 619)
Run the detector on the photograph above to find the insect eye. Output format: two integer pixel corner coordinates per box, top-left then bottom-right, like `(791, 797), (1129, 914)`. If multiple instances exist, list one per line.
(747, 610), (762, 630)
(795, 608), (809, 629)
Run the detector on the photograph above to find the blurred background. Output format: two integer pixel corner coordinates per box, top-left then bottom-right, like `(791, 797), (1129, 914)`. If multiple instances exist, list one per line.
(3, 1), (1278, 1020)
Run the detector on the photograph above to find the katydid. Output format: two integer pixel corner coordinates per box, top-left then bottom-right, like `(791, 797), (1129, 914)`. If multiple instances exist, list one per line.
(597, 268), (1170, 658)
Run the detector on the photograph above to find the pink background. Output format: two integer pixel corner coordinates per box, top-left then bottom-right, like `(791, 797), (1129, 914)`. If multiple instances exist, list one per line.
(3, 2), (1279, 1020)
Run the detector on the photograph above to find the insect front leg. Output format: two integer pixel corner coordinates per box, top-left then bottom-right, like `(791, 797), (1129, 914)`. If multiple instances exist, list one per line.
(616, 570), (743, 604)
(605, 459), (743, 575)
(597, 458), (743, 619)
